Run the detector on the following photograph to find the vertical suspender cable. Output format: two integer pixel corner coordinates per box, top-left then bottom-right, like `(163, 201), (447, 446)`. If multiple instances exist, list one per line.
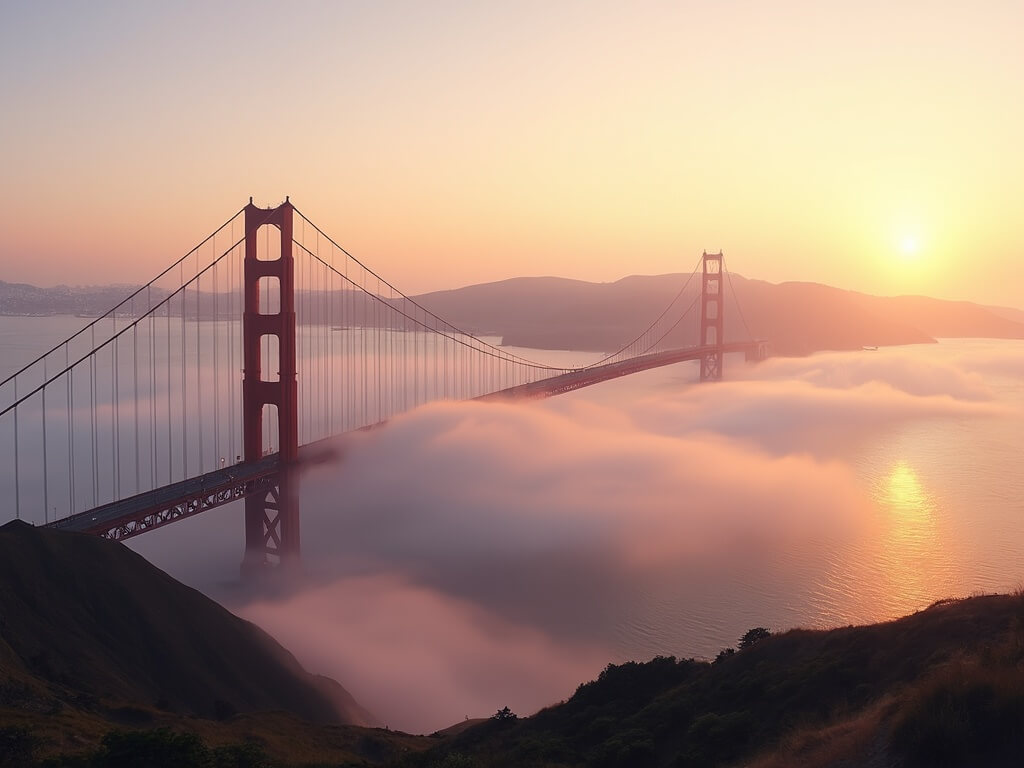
(344, 264), (349, 429)
(385, 285), (391, 419)
(229, 239), (236, 464)
(42, 363), (49, 522)
(90, 326), (98, 506)
(14, 378), (19, 519)
(329, 240), (335, 434)
(214, 244), (220, 466)
(317, 247), (323, 439)
(366, 270), (371, 425)
(181, 267), (187, 478)
(68, 345), (74, 515)
(166, 299), (172, 481)
(320, 228), (330, 435)
(113, 317), (120, 500)
(149, 285), (156, 488)
(374, 276), (380, 422)
(404, 294), (410, 411)
(296, 232), (302, 446)
(196, 266), (203, 471)
(413, 304), (418, 409)
(133, 315), (140, 495)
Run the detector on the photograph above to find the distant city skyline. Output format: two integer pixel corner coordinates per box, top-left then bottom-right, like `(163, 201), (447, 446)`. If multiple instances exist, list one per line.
(1, 1), (1021, 306)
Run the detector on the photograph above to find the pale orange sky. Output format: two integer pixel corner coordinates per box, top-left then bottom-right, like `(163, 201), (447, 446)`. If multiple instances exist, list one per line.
(1, 1), (1021, 306)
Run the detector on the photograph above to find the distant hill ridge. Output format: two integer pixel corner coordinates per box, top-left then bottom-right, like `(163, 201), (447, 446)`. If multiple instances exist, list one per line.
(0, 520), (372, 726)
(3, 275), (1022, 355)
(0, 281), (167, 317)
(412, 273), (1024, 355)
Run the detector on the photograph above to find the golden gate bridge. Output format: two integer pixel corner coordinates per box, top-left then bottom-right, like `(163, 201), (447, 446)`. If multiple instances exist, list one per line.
(0, 199), (767, 574)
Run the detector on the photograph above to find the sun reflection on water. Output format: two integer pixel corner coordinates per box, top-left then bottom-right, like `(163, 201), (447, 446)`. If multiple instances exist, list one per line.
(884, 462), (935, 522)
(874, 460), (944, 612)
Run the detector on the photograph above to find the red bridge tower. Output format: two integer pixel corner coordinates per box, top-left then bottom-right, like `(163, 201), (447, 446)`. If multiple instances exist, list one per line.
(699, 251), (724, 382)
(241, 199), (300, 574)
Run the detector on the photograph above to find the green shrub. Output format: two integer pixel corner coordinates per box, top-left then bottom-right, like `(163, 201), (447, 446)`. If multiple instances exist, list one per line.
(739, 628), (771, 650)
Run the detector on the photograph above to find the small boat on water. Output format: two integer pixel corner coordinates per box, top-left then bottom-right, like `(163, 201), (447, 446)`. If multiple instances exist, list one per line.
(862, 345), (879, 351)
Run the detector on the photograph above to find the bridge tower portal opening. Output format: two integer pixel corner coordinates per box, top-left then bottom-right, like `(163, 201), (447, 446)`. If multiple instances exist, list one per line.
(699, 251), (724, 382)
(241, 199), (300, 575)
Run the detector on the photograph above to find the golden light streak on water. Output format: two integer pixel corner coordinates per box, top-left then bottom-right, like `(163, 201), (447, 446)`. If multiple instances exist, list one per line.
(873, 460), (944, 613)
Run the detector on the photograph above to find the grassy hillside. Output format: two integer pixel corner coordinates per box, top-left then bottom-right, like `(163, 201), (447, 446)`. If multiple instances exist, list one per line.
(406, 594), (1024, 768)
(0, 520), (443, 766)
(0, 708), (430, 767)
(0, 520), (371, 727)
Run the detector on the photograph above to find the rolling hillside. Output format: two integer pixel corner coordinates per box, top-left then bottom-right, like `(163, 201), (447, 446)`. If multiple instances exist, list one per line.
(413, 594), (1024, 768)
(0, 519), (371, 726)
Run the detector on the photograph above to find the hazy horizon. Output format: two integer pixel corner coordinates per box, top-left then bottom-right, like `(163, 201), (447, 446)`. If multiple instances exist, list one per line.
(3, 267), (1023, 313)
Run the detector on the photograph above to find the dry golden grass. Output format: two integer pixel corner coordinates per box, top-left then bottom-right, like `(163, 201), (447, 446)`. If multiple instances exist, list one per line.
(740, 697), (894, 768)
(890, 655), (1024, 768)
(741, 601), (1024, 768)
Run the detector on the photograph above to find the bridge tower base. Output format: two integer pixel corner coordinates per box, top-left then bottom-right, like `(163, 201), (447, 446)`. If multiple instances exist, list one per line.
(699, 251), (724, 382)
(241, 199), (300, 576)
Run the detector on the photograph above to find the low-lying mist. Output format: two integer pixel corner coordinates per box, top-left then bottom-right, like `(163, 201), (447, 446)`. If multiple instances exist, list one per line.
(130, 342), (1022, 733)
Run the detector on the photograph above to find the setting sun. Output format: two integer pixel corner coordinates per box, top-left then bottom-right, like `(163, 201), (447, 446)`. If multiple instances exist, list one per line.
(900, 235), (920, 258)
(897, 234), (924, 264)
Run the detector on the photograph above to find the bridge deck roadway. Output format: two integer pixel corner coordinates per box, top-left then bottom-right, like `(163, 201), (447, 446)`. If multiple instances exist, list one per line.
(47, 341), (765, 540)
(480, 341), (763, 401)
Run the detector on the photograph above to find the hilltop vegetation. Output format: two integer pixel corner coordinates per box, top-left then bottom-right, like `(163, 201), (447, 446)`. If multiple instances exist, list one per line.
(404, 594), (1024, 768)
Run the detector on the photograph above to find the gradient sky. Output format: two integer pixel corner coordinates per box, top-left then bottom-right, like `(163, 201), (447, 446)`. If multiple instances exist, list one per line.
(1, 1), (1021, 305)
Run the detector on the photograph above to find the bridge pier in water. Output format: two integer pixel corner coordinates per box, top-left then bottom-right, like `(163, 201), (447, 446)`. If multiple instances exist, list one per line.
(241, 199), (301, 576)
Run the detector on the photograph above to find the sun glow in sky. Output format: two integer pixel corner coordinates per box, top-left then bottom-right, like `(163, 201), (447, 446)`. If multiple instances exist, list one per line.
(0, 1), (1021, 305)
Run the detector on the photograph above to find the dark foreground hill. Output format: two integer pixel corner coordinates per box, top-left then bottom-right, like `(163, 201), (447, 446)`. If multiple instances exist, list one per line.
(409, 594), (1024, 768)
(0, 519), (371, 727)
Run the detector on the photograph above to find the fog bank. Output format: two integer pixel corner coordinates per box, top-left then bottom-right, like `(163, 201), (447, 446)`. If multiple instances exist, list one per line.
(129, 342), (1022, 733)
